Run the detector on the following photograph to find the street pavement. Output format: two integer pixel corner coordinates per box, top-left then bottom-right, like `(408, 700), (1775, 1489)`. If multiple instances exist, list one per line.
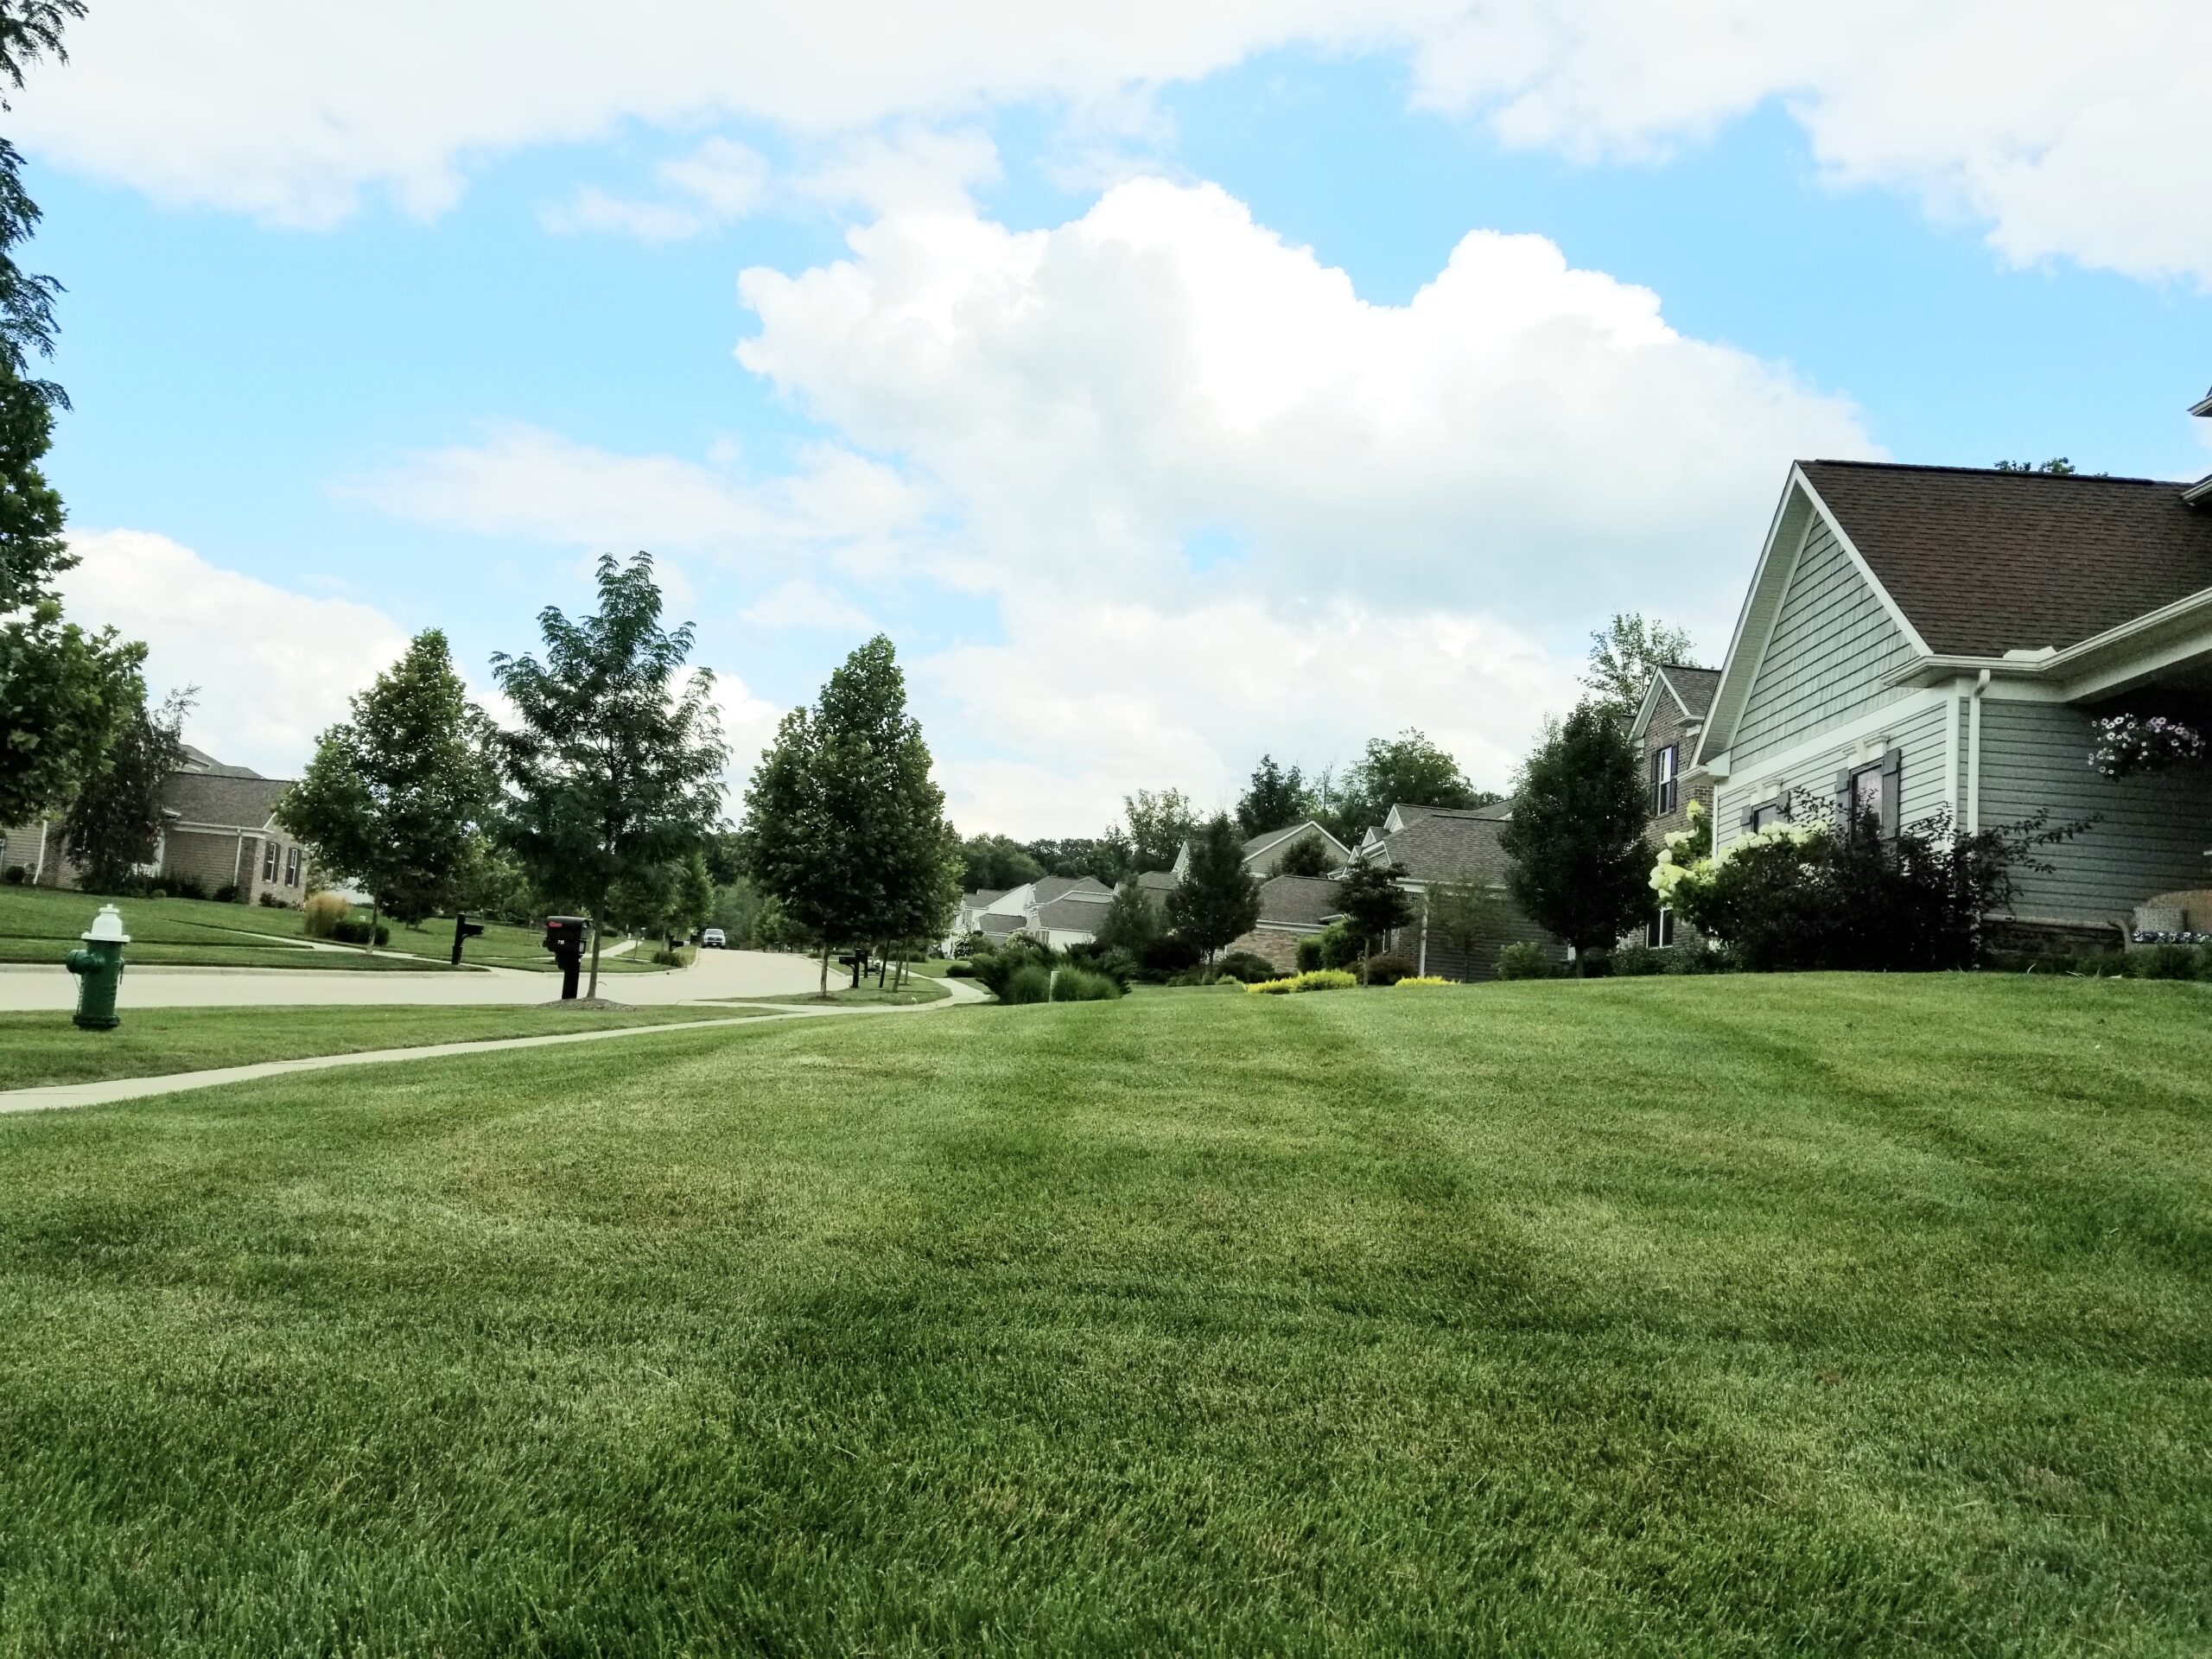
(0, 943), (826, 1012)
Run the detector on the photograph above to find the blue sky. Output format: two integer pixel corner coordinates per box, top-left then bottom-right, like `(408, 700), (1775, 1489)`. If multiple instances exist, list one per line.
(20, 4), (2212, 836)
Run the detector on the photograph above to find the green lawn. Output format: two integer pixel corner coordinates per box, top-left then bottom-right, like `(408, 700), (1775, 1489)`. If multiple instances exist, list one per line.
(401, 912), (671, 975)
(0, 1003), (774, 1091)
(3, 976), (2209, 1654)
(725, 976), (952, 1007)
(0, 884), (330, 947)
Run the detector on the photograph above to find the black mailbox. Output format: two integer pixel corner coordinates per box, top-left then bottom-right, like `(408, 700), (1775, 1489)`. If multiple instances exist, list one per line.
(543, 915), (589, 1000)
(451, 912), (486, 966)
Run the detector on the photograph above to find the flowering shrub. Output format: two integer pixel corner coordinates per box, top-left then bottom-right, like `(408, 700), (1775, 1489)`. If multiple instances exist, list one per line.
(2133, 930), (2212, 945)
(2089, 714), (2207, 779)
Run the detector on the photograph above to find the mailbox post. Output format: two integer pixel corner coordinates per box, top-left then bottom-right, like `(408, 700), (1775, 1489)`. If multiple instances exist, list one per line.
(64, 903), (130, 1030)
(543, 915), (588, 1000)
(451, 912), (486, 966)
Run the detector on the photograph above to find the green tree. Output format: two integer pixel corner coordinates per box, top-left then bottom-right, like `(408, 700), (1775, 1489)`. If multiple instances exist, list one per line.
(1335, 729), (1489, 836)
(1023, 834), (1131, 885)
(280, 630), (499, 941)
(1499, 703), (1652, 968)
(0, 0), (83, 408)
(1093, 877), (1161, 957)
(1236, 754), (1311, 838)
(1337, 857), (1415, 982)
(1270, 835), (1334, 878)
(493, 556), (728, 999)
(59, 686), (188, 891)
(960, 831), (1046, 892)
(1582, 613), (1698, 721)
(1122, 787), (1198, 873)
(1164, 813), (1260, 963)
(742, 634), (956, 996)
(1995, 458), (2077, 475)
(1423, 880), (1499, 981)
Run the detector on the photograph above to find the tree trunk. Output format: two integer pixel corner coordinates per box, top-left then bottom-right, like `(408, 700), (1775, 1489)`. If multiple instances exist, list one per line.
(818, 940), (832, 997)
(367, 896), (380, 954)
(587, 911), (604, 1001)
(876, 948), (888, 989)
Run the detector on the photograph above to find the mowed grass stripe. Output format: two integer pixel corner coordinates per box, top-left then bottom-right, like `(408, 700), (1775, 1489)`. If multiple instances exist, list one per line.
(0, 977), (2208, 1655)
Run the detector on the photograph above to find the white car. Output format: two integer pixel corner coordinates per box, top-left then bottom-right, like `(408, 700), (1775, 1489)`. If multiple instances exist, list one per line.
(700, 927), (727, 949)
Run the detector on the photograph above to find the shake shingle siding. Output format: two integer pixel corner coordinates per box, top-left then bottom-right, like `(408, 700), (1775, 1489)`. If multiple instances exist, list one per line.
(1732, 524), (1917, 766)
(1977, 701), (2212, 928)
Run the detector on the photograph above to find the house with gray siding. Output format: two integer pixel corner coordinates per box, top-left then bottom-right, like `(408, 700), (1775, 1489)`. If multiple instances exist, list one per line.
(1627, 663), (1719, 949)
(1689, 395), (2212, 944)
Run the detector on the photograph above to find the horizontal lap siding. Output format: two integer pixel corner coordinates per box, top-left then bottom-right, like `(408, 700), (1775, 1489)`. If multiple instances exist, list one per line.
(1732, 524), (1917, 766)
(1400, 895), (1567, 982)
(1715, 694), (1953, 851)
(1978, 701), (2212, 927)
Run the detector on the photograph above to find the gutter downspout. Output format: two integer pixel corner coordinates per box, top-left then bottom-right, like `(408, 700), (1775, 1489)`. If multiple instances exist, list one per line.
(1418, 890), (1430, 977)
(1966, 669), (1990, 832)
(31, 820), (48, 887)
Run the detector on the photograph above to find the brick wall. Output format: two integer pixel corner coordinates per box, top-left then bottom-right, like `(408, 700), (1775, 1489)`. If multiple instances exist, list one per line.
(1222, 926), (1306, 974)
(1637, 690), (1713, 950)
(164, 829), (249, 896)
(1395, 895), (1568, 982)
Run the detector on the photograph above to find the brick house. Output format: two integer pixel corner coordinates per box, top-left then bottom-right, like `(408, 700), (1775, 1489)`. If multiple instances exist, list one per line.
(1626, 664), (1719, 950)
(1, 745), (315, 905)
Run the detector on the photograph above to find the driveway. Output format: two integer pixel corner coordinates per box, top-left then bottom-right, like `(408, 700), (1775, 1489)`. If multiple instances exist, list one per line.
(0, 945), (827, 1012)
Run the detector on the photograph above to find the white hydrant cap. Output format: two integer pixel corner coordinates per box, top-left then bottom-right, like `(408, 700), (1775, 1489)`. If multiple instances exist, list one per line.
(80, 903), (130, 944)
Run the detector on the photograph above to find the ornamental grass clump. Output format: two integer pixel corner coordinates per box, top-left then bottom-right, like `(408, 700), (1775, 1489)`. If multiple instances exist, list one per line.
(302, 890), (350, 938)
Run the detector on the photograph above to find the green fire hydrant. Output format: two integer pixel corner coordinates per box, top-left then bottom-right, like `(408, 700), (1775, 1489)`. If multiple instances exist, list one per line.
(64, 903), (129, 1031)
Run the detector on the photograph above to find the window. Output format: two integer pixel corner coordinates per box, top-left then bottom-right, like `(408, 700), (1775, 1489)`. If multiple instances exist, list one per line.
(262, 840), (278, 881)
(1648, 906), (1675, 949)
(284, 846), (301, 887)
(1649, 744), (1679, 817)
(1836, 750), (1903, 841)
(1745, 792), (1791, 833)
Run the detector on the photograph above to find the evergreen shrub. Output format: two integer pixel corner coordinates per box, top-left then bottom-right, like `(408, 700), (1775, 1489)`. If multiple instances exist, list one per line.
(1495, 942), (1556, 981)
(1363, 953), (1414, 986)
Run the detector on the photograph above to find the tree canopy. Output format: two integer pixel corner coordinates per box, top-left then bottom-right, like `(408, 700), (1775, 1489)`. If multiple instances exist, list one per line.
(1581, 613), (1697, 722)
(1336, 858), (1414, 978)
(1333, 729), (1490, 836)
(743, 634), (957, 995)
(493, 555), (727, 998)
(1122, 788), (1198, 874)
(960, 831), (1046, 893)
(280, 630), (499, 928)
(1236, 754), (1312, 838)
(1164, 813), (1260, 962)
(1498, 703), (1653, 963)
(61, 688), (188, 892)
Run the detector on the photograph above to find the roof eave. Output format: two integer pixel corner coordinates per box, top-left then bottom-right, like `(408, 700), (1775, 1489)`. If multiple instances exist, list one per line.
(1884, 582), (2212, 690)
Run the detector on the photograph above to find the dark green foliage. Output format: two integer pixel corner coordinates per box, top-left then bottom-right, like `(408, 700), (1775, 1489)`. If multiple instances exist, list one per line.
(1335, 858), (1414, 977)
(1582, 613), (1697, 721)
(1236, 754), (1312, 839)
(960, 832), (1045, 892)
(1164, 813), (1261, 960)
(2127, 944), (2199, 981)
(0, 592), (143, 827)
(741, 633), (957, 995)
(1138, 934), (1202, 977)
(1611, 944), (1666, 976)
(1270, 834), (1333, 878)
(1679, 808), (2085, 973)
(1092, 878), (1160, 956)
(494, 556), (727, 997)
(1213, 950), (1277, 984)
(1020, 836), (1132, 885)
(328, 918), (391, 949)
(60, 688), (188, 892)
(1294, 935), (1323, 972)
(1361, 952), (1415, 986)
(1122, 788), (1198, 874)
(281, 630), (499, 929)
(1500, 703), (1652, 962)
(1332, 729), (1490, 837)
(1495, 940), (1558, 980)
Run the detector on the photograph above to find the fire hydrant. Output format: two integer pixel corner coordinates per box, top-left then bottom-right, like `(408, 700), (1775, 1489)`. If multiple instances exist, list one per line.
(64, 903), (129, 1030)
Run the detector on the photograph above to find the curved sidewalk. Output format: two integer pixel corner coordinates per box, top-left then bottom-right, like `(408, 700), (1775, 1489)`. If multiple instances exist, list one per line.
(0, 976), (986, 1116)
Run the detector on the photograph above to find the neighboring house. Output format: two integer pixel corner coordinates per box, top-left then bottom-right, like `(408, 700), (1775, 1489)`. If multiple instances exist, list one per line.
(1627, 664), (1721, 950)
(2, 747), (314, 905)
(1689, 391), (2212, 946)
(958, 874), (1116, 949)
(1351, 805), (1567, 981)
(1221, 874), (1342, 974)
(950, 888), (1007, 943)
(1168, 819), (1353, 882)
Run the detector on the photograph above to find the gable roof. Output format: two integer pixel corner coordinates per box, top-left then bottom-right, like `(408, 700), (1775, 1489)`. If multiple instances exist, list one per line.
(1135, 869), (1179, 893)
(1360, 810), (1513, 886)
(1032, 895), (1110, 933)
(1031, 874), (1112, 905)
(177, 744), (264, 779)
(1253, 874), (1342, 930)
(161, 770), (291, 831)
(1630, 663), (1721, 743)
(1239, 819), (1352, 869)
(1798, 460), (2212, 658)
(963, 888), (1007, 907)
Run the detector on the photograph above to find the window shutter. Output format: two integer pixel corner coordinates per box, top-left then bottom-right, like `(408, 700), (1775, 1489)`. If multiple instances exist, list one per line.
(1880, 747), (1903, 839)
(1833, 770), (1853, 829)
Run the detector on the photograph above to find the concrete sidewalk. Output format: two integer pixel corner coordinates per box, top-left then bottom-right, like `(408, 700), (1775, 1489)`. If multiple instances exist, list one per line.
(0, 975), (986, 1116)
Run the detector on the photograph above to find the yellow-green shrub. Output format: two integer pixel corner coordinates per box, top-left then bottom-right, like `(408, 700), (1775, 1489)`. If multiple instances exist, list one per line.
(1246, 969), (1357, 995)
(1395, 976), (1449, 988)
(302, 890), (350, 938)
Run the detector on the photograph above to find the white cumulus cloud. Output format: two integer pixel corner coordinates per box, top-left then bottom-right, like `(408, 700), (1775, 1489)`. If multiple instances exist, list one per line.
(56, 531), (412, 778)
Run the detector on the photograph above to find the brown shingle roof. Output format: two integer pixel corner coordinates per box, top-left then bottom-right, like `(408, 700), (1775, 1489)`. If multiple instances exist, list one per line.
(1032, 874), (1112, 904)
(160, 770), (291, 830)
(1657, 664), (1720, 718)
(1798, 461), (2212, 658)
(1254, 874), (1341, 929)
(1363, 810), (1513, 885)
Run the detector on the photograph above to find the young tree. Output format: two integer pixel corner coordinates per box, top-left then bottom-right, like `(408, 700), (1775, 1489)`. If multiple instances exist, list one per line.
(1164, 812), (1260, 963)
(493, 556), (728, 999)
(1122, 787), (1198, 873)
(1499, 703), (1652, 968)
(1337, 857), (1415, 982)
(1093, 877), (1161, 957)
(742, 634), (956, 996)
(281, 630), (499, 942)
(1236, 754), (1311, 837)
(1335, 729), (1490, 836)
(960, 831), (1045, 892)
(1582, 613), (1697, 721)
(59, 687), (188, 891)
(1423, 880), (1499, 980)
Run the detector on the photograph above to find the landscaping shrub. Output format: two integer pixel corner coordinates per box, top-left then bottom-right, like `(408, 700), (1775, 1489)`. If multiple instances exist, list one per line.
(1395, 976), (1449, 988)
(651, 945), (693, 967)
(1611, 944), (1665, 976)
(169, 875), (208, 901)
(212, 883), (239, 905)
(1138, 935), (1203, 979)
(1001, 963), (1053, 1005)
(2, 865), (24, 885)
(1495, 942), (1557, 982)
(257, 892), (288, 907)
(944, 964), (975, 979)
(1053, 965), (1123, 1001)
(1245, 969), (1357, 995)
(1316, 922), (1360, 971)
(2125, 944), (2202, 980)
(1214, 950), (1277, 984)
(329, 918), (391, 948)
(302, 891), (351, 938)
(969, 937), (1056, 1000)
(1663, 944), (1736, 975)
(1362, 953), (1414, 987)
(1295, 936), (1324, 973)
